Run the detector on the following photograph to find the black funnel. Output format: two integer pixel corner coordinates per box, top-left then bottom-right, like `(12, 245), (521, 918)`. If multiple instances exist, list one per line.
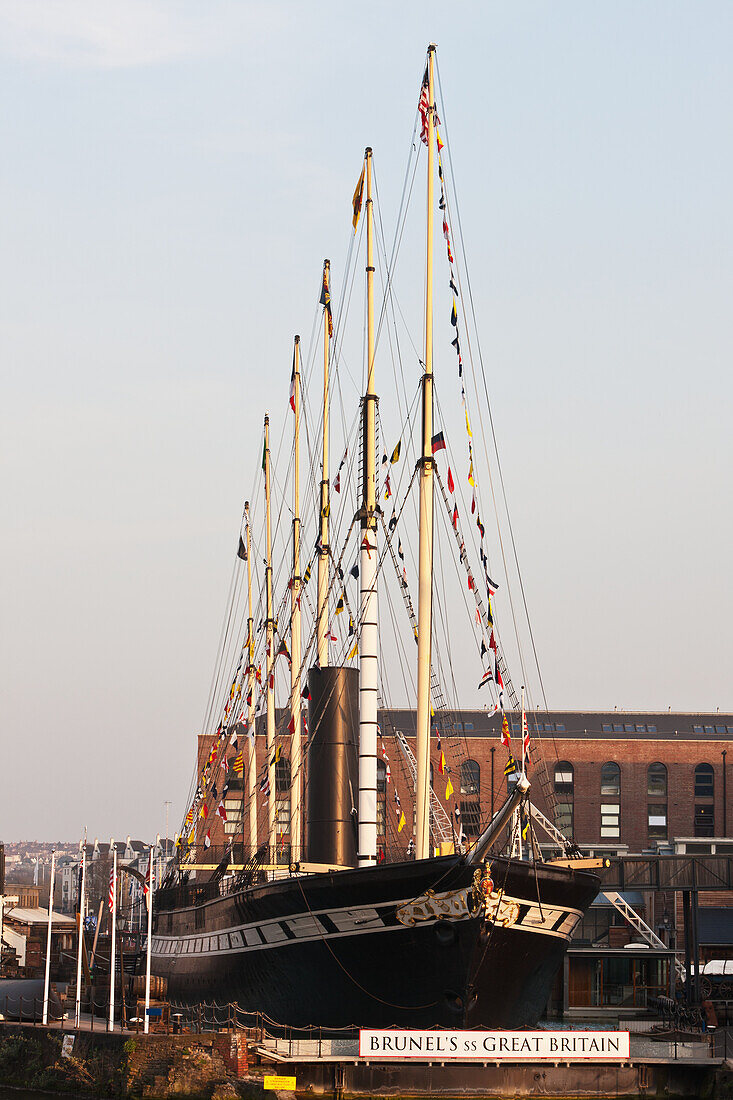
(306, 666), (358, 867)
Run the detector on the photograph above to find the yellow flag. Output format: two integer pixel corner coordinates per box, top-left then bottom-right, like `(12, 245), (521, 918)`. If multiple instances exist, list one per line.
(465, 409), (472, 438)
(348, 641), (358, 660)
(352, 165), (365, 231)
(398, 810), (406, 833)
(390, 441), (401, 464)
(468, 461), (474, 487)
(445, 777), (454, 802)
(335, 594), (344, 614)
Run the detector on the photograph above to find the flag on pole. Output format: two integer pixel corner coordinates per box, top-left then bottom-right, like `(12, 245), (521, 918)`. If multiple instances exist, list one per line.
(217, 802), (227, 821)
(320, 265), (333, 337)
(204, 830), (211, 849)
(501, 714), (511, 748)
(447, 467), (454, 493)
(289, 361), (296, 412)
(398, 810), (406, 833)
(418, 66), (430, 145)
(522, 709), (531, 767)
(233, 751), (244, 775)
(504, 755), (517, 777)
(390, 441), (401, 464)
(478, 667), (494, 689)
(431, 431), (446, 453)
(445, 777), (454, 801)
(352, 164), (365, 230)
(237, 536), (247, 561)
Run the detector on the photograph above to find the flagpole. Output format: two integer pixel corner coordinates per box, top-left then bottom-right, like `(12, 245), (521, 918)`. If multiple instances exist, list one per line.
(358, 147), (378, 867)
(245, 503), (257, 856)
(144, 847), (153, 1034)
(517, 685), (525, 860)
(264, 415), (277, 860)
(415, 45), (437, 861)
(75, 840), (86, 1027)
(108, 846), (117, 1031)
(317, 259), (331, 668)
(42, 850), (56, 1025)
(290, 336), (302, 862)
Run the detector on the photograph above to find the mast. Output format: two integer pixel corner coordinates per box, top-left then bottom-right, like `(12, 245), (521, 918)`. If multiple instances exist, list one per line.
(415, 45), (436, 861)
(264, 415), (276, 858)
(108, 845), (117, 1031)
(290, 336), (302, 861)
(358, 148), (378, 866)
(317, 260), (331, 668)
(245, 503), (257, 854)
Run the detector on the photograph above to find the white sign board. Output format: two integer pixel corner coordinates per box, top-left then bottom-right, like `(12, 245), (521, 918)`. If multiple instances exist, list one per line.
(359, 1030), (630, 1061)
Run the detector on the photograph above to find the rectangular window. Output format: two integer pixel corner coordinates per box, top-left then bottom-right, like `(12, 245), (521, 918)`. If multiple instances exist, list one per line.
(555, 769), (573, 787)
(648, 806), (667, 840)
(716, 725), (727, 734)
(636, 725), (646, 733)
(223, 821), (238, 834)
(647, 725), (657, 733)
(613, 724), (623, 733)
(695, 805), (714, 837)
(555, 802), (573, 834)
(453, 722), (463, 731)
(601, 805), (620, 838)
(464, 722), (474, 731)
(544, 723), (554, 732)
(704, 726), (714, 734)
(693, 725), (704, 733)
(556, 723), (566, 732)
(276, 799), (291, 830)
(460, 801), (481, 837)
(624, 724), (635, 733)
(602, 724), (612, 732)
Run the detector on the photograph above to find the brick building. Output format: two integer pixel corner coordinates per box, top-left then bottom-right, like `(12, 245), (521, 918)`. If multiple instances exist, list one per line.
(194, 710), (732, 859)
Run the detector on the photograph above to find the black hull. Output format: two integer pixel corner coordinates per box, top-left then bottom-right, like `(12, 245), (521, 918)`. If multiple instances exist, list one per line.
(150, 855), (598, 1029)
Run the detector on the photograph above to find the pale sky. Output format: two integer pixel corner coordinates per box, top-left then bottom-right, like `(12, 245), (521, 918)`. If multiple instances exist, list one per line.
(1, 1), (731, 843)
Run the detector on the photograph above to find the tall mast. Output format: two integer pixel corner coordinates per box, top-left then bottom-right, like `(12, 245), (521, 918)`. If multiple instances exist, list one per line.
(317, 260), (331, 668)
(290, 336), (302, 861)
(264, 415), (276, 858)
(358, 148), (378, 866)
(415, 45), (436, 861)
(245, 502), (257, 854)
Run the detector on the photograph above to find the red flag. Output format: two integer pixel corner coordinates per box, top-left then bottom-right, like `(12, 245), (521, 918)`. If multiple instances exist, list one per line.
(217, 802), (227, 821)
(501, 714), (510, 748)
(289, 367), (295, 413)
(288, 715), (295, 734)
(447, 467), (454, 494)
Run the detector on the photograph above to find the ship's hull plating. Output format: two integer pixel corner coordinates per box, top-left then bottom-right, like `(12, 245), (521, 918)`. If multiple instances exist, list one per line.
(150, 855), (598, 1029)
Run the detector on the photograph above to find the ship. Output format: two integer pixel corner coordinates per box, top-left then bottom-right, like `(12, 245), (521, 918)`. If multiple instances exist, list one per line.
(148, 45), (601, 1030)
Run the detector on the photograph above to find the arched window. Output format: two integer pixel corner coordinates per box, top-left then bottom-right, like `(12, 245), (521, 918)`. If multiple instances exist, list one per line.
(647, 763), (667, 798)
(554, 762), (574, 834)
(695, 763), (714, 798)
(460, 760), (481, 838)
(600, 762), (620, 839)
(647, 763), (668, 841)
(275, 756), (291, 794)
(694, 763), (715, 837)
(275, 756), (291, 861)
(461, 760), (480, 796)
(376, 759), (387, 839)
(601, 762), (620, 797)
